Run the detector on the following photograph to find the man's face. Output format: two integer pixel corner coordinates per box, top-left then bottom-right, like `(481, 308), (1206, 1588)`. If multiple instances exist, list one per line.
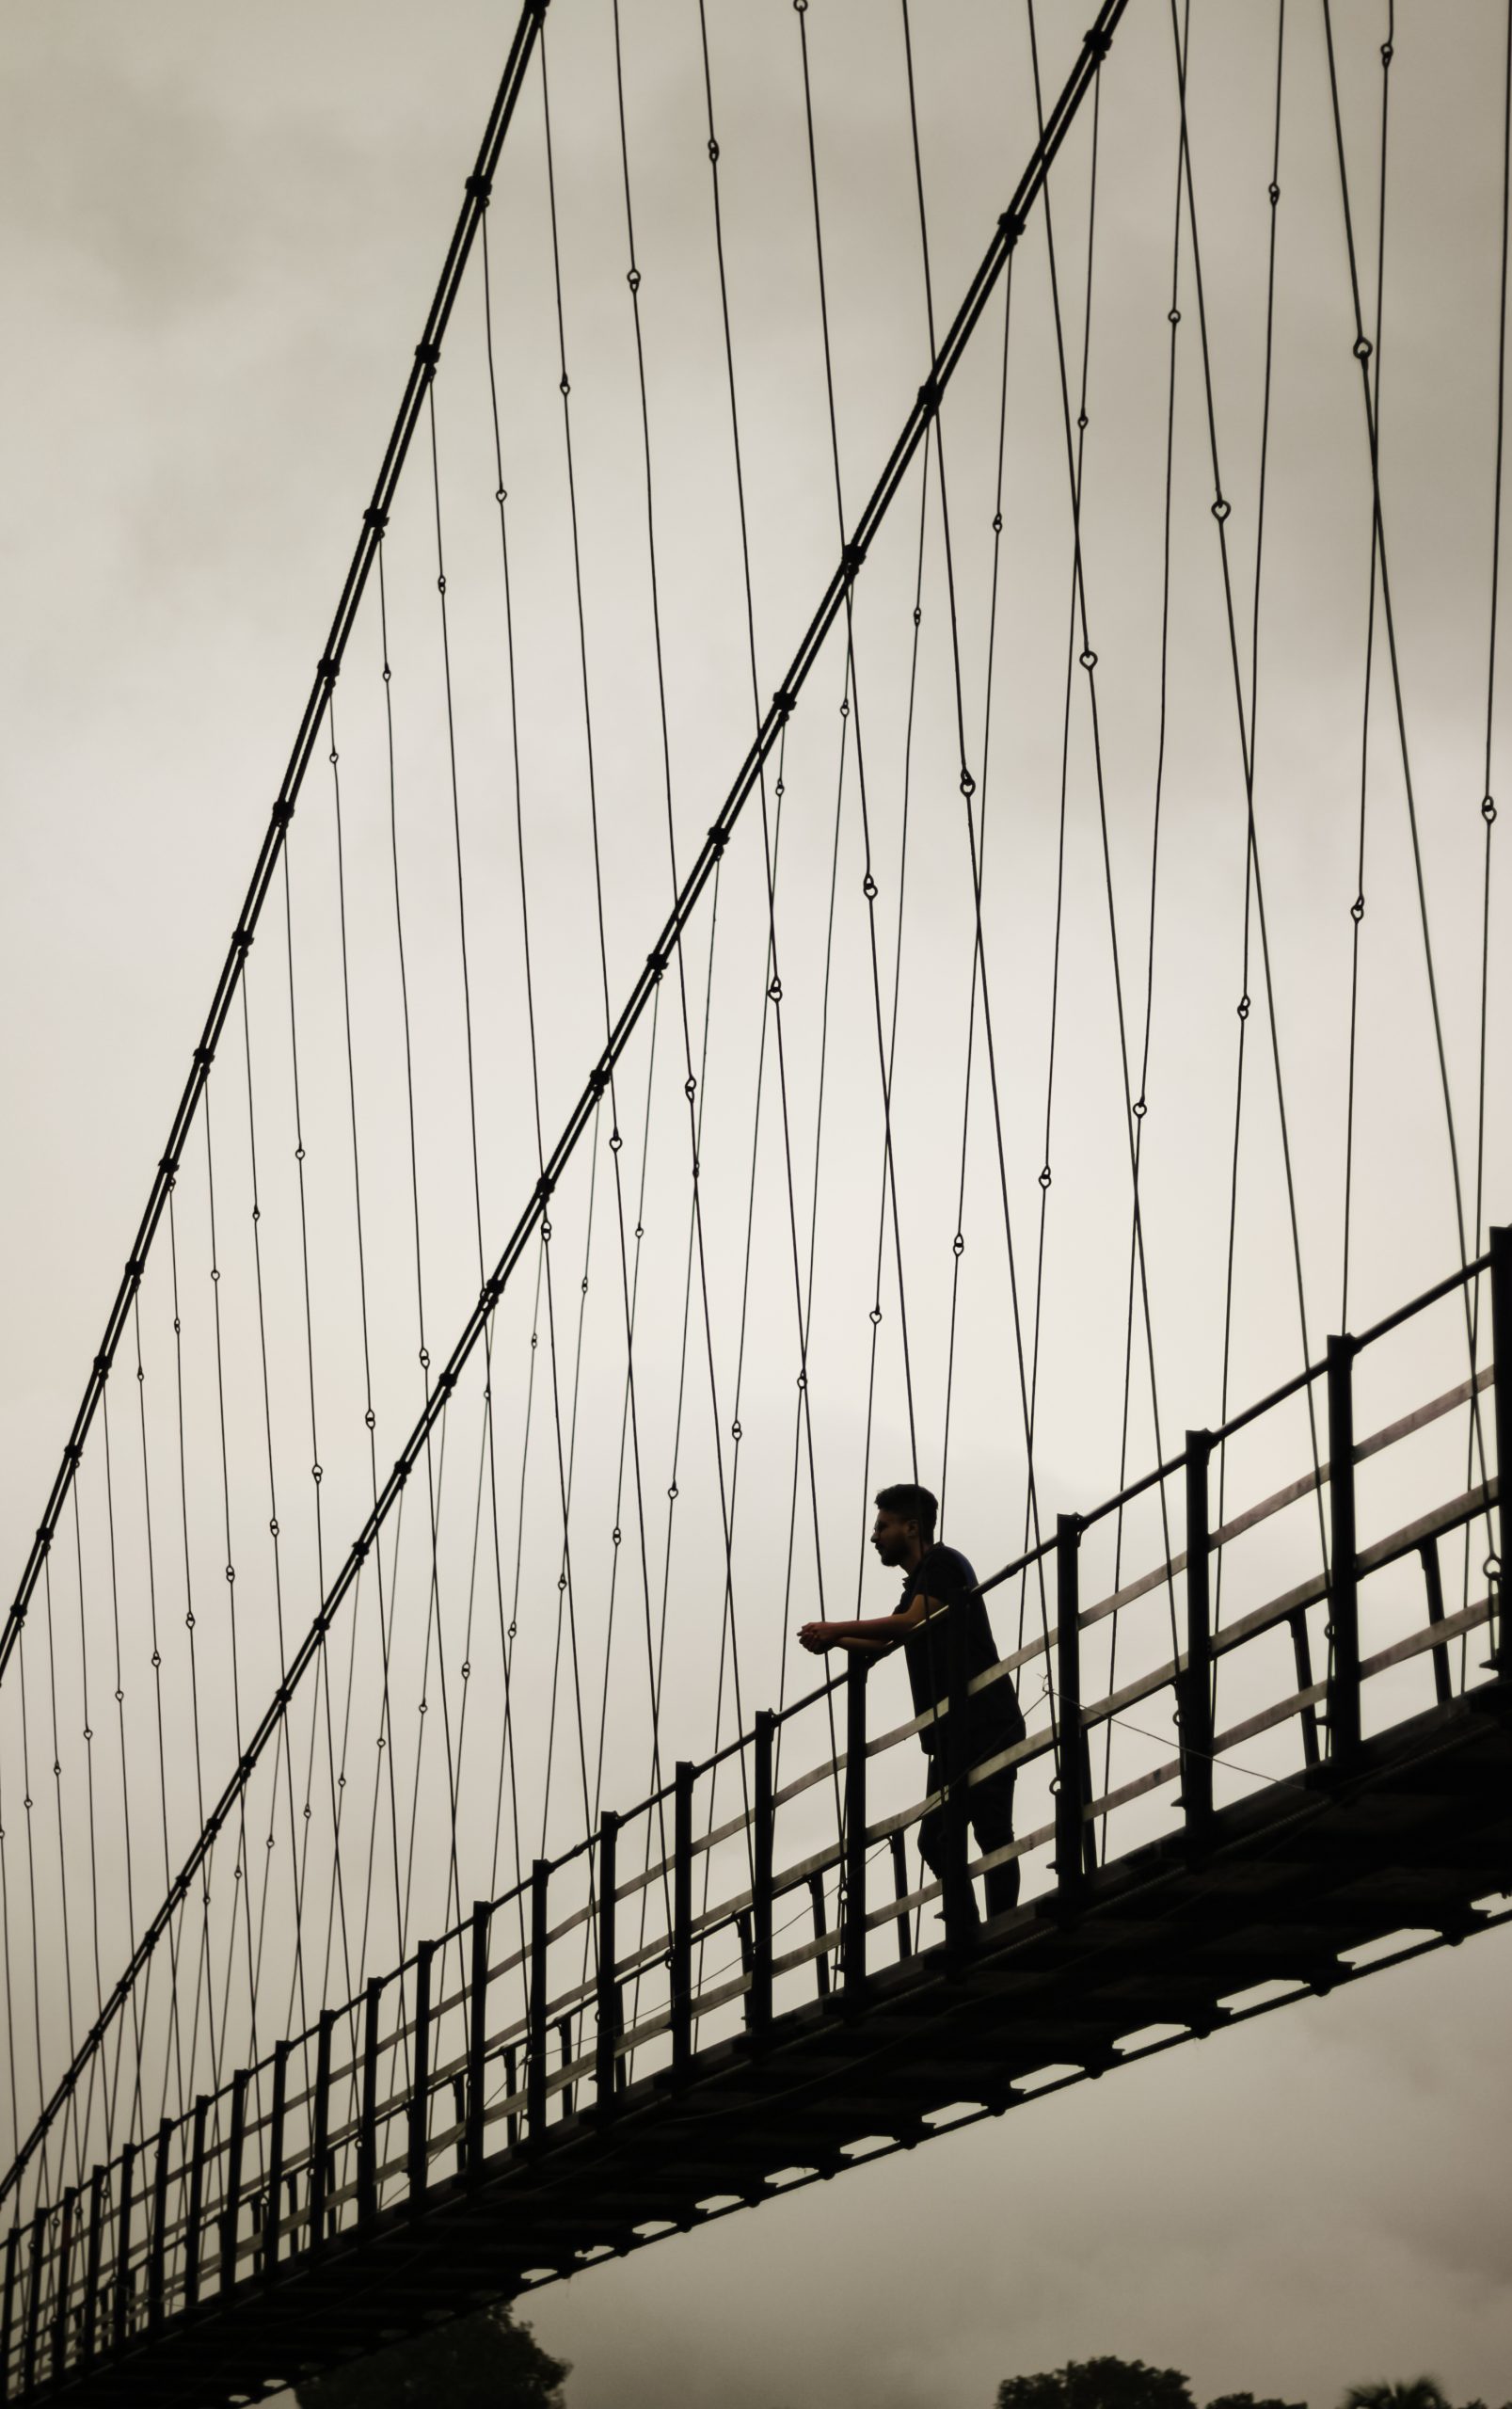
(870, 1507), (915, 1568)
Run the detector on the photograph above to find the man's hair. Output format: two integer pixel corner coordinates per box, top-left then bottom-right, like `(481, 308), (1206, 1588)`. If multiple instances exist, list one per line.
(874, 1483), (938, 1541)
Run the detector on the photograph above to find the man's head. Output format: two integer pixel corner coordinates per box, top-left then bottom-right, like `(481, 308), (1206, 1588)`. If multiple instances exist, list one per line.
(870, 1482), (938, 1569)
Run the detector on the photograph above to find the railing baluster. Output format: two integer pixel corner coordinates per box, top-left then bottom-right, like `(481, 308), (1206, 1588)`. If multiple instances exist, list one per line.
(843, 1657), (868, 1998)
(596, 1814), (620, 2116)
(1327, 1334), (1361, 1760)
(183, 2095), (208, 2312)
(1418, 1538), (1453, 1704)
(452, 2076), (468, 2179)
(148, 2123), (170, 2334)
(808, 1873), (830, 1999)
(81, 2169), (103, 2363)
(310, 2009), (334, 2255)
(1055, 1515), (1086, 1891)
(51, 2188), (75, 2385)
(468, 1899), (491, 2176)
(1181, 1431), (1215, 1843)
(1491, 1223), (1512, 1674)
(528, 1863), (549, 2140)
(111, 2142), (135, 2353)
(671, 1763), (694, 2080)
(1, 2222), (17, 2403)
(221, 2068), (247, 2300)
(504, 2044), (519, 2152)
(263, 2043), (289, 2283)
(557, 2017), (576, 2118)
(21, 2207), (43, 2396)
(409, 1940), (435, 2205)
(748, 1714), (774, 2042)
(358, 1978), (381, 2225)
(888, 1829), (913, 1960)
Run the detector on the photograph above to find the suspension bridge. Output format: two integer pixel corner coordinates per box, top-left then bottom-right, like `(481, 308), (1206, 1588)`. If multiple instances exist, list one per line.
(3, 0), (1511, 2399)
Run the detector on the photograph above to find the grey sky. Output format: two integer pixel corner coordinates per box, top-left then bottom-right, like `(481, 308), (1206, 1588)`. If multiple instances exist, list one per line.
(4, 5), (1512, 2407)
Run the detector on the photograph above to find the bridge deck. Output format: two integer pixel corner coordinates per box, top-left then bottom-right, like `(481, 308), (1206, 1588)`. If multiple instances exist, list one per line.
(60, 1675), (1512, 2406)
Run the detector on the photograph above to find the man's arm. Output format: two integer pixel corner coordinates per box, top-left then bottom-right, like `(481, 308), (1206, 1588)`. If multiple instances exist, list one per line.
(797, 1591), (947, 1655)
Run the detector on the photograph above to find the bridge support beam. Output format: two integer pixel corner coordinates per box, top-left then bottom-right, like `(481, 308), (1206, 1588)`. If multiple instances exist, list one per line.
(469, 1900), (493, 2171)
(528, 1863), (549, 2141)
(1181, 1431), (1214, 1846)
(1055, 1517), (1086, 1894)
(221, 2068), (247, 2302)
(358, 1980), (382, 2225)
(671, 1763), (694, 2081)
(408, 1940), (435, 2207)
(184, 2095), (208, 2313)
(749, 1713), (774, 2044)
(1491, 1225), (1512, 1674)
(843, 1659), (868, 2002)
(263, 2043), (289, 2284)
(311, 2008), (335, 2255)
(81, 2167), (103, 2363)
(595, 1820), (621, 2117)
(148, 2123), (170, 2333)
(1327, 1334), (1361, 1762)
(110, 2141), (135, 2354)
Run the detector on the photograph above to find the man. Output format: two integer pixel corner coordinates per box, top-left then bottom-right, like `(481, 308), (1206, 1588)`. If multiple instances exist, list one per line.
(798, 1482), (1026, 1926)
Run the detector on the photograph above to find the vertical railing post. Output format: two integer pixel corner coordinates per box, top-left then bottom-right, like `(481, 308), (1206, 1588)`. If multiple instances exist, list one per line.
(1181, 1431), (1215, 1844)
(888, 1829), (913, 1960)
(1490, 1225), (1512, 1673)
(147, 2122), (170, 2334)
(942, 1586), (975, 1945)
(358, 1979), (381, 2225)
(408, 1940), (435, 2207)
(21, 2208), (43, 2396)
(81, 2171), (103, 2363)
(51, 2187), (76, 2385)
(310, 2010), (334, 2256)
(263, 2044), (289, 2283)
(595, 1816), (620, 2115)
(1055, 1516), (1086, 1892)
(111, 2142), (135, 2353)
(528, 1862), (550, 2141)
(503, 2045), (519, 2152)
(1327, 1334), (1361, 1760)
(1, 2223), (18, 2403)
(183, 2095), (208, 2312)
(843, 1657), (868, 1999)
(748, 1714), (774, 2044)
(467, 1900), (492, 2177)
(671, 1762), (694, 2080)
(221, 2068), (247, 2300)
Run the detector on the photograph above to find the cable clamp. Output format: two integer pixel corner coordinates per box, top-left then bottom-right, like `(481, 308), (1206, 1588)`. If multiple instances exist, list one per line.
(466, 172), (493, 203)
(271, 799), (294, 828)
(93, 1352), (113, 1376)
(841, 538), (867, 580)
(646, 949), (668, 978)
(772, 688), (797, 722)
(535, 1173), (556, 1202)
(126, 1257), (143, 1282)
(588, 1066), (610, 1098)
(362, 505), (390, 533)
(65, 1444), (82, 1465)
(318, 655), (340, 684)
(194, 1045), (215, 1069)
(353, 1540), (368, 1567)
(415, 340), (441, 368)
(998, 208), (1026, 245)
(393, 1461), (409, 1489)
(438, 1367), (457, 1395)
(481, 1275), (503, 1308)
(232, 927), (253, 954)
(707, 824), (728, 855)
(917, 375), (942, 419)
(1083, 24), (1113, 58)
(159, 1153), (179, 1176)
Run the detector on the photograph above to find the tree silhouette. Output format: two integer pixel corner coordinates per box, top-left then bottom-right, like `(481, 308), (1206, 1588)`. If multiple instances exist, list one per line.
(996, 2355), (1196, 2409)
(294, 2301), (568, 2408)
(1342, 2384), (1450, 2409)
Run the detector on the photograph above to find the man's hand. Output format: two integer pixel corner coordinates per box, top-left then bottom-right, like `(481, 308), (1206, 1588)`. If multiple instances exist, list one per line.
(798, 1620), (835, 1654)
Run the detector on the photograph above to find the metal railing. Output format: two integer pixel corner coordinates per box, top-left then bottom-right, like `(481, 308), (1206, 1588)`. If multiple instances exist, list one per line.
(4, 1229), (1508, 2400)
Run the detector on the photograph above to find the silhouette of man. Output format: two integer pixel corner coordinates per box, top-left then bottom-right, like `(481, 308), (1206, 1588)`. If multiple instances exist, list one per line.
(799, 1483), (1025, 1925)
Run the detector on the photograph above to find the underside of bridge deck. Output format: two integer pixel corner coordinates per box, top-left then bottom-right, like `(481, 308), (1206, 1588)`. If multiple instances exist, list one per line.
(53, 1675), (1512, 2409)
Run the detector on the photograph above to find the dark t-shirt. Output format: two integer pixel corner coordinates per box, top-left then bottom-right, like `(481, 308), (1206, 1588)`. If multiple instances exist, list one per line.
(893, 1542), (1024, 1750)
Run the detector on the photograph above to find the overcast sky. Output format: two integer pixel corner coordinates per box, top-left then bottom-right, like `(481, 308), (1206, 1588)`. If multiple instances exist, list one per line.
(5, 5), (1512, 2407)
